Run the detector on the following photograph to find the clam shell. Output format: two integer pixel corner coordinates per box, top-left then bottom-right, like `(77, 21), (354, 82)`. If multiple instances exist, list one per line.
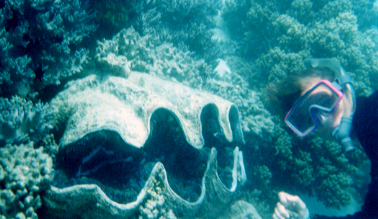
(51, 72), (244, 149)
(43, 148), (253, 218)
(45, 72), (259, 218)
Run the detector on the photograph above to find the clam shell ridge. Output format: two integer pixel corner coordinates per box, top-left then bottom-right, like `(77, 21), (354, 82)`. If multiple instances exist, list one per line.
(43, 147), (253, 218)
(50, 72), (244, 149)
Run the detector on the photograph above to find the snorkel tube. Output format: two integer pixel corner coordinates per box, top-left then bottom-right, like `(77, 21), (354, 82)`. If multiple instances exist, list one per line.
(304, 58), (356, 153)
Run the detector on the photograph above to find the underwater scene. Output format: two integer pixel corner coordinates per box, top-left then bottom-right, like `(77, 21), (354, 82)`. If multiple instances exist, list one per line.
(1, 0), (377, 218)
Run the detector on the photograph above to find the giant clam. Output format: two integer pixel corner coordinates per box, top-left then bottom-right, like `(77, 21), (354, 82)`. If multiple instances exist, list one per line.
(43, 72), (260, 218)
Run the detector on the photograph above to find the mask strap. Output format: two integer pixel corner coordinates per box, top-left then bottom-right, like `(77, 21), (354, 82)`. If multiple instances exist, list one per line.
(335, 74), (352, 86)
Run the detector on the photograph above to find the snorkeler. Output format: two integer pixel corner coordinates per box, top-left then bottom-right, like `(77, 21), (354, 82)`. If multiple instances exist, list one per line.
(269, 58), (378, 219)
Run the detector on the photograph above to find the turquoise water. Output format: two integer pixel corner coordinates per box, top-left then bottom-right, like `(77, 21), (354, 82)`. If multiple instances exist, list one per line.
(0, 0), (377, 218)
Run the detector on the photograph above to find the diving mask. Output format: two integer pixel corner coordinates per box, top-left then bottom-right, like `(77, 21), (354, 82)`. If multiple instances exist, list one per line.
(285, 80), (344, 137)
(287, 58), (356, 153)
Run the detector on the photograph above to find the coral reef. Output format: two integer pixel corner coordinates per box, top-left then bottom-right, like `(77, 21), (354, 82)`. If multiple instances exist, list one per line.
(244, 117), (370, 213)
(96, 27), (272, 137)
(97, 25), (271, 139)
(221, 0), (378, 95)
(132, 0), (222, 61)
(308, 137), (370, 208)
(204, 57), (275, 136)
(235, 189), (276, 219)
(0, 96), (54, 145)
(0, 0), (96, 97)
(95, 27), (211, 88)
(0, 0), (373, 217)
(92, 0), (136, 39)
(0, 142), (54, 218)
(95, 27), (275, 138)
(219, 0), (376, 214)
(219, 200), (262, 219)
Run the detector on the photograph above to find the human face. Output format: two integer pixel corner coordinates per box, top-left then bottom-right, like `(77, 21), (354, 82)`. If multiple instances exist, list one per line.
(300, 77), (345, 138)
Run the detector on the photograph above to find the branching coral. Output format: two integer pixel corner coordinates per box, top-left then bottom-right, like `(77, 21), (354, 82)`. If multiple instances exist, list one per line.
(92, 0), (136, 39)
(0, 142), (54, 218)
(132, 0), (222, 61)
(95, 27), (211, 88)
(203, 57), (274, 136)
(239, 113), (369, 214)
(0, 96), (54, 145)
(308, 137), (369, 209)
(222, 0), (378, 95)
(264, 119), (368, 209)
(0, 0), (372, 217)
(0, 0), (96, 97)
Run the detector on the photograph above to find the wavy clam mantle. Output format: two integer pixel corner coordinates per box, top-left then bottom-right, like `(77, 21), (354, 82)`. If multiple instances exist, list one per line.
(44, 72), (260, 218)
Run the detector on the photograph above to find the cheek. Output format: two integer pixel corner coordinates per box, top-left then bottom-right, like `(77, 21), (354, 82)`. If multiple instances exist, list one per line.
(332, 103), (344, 127)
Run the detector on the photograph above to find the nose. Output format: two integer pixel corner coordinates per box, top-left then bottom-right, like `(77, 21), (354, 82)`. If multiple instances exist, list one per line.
(314, 110), (332, 125)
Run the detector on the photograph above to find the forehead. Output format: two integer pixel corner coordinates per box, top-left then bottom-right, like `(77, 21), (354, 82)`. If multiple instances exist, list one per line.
(300, 76), (326, 95)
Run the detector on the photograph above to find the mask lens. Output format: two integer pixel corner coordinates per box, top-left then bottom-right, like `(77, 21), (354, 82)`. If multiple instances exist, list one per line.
(285, 80), (343, 136)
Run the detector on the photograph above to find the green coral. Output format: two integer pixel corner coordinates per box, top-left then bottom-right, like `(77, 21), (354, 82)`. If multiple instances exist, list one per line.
(0, 0), (96, 97)
(0, 142), (54, 218)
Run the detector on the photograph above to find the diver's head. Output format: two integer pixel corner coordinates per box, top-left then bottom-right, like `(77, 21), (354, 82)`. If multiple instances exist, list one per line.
(265, 67), (336, 118)
(266, 58), (356, 152)
(292, 77), (345, 140)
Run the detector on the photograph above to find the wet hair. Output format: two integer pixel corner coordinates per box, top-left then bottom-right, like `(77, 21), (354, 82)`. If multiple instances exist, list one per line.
(265, 67), (335, 118)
